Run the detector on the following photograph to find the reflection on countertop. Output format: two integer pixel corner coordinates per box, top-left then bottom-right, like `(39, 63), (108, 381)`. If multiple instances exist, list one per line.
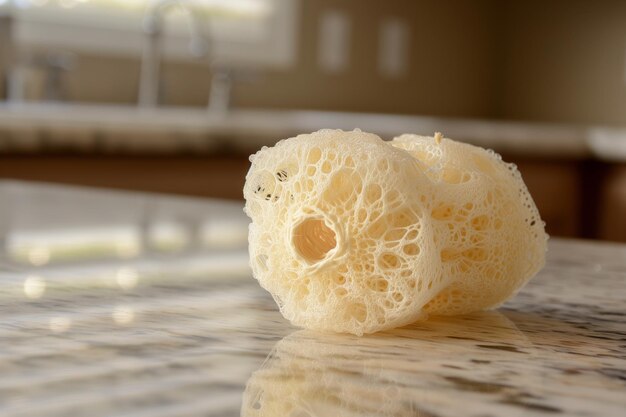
(0, 180), (249, 266)
(243, 307), (624, 417)
(0, 180), (624, 417)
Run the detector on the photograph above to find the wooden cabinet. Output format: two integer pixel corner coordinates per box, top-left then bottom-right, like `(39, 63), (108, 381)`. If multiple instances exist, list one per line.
(513, 160), (582, 238)
(0, 155), (250, 200)
(1, 154), (624, 241)
(598, 165), (626, 242)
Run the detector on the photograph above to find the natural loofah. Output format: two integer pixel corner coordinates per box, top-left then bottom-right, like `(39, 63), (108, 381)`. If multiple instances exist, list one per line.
(392, 134), (547, 316)
(243, 129), (547, 335)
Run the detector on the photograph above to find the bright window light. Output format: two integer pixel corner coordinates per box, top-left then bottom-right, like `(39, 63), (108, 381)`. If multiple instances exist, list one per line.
(13, 0), (272, 17)
(7, 0), (298, 68)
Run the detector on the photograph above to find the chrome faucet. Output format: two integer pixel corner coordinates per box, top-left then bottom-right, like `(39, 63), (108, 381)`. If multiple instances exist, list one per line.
(138, 0), (210, 108)
(1, 12), (74, 103)
(208, 66), (232, 114)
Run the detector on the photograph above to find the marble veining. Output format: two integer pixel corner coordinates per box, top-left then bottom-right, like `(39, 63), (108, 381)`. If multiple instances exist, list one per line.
(0, 181), (625, 417)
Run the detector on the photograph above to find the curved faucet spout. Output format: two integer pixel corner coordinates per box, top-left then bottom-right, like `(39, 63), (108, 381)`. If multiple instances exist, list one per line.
(138, 0), (210, 108)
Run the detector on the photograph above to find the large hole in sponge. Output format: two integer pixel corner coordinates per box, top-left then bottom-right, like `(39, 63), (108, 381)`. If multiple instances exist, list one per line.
(293, 217), (337, 264)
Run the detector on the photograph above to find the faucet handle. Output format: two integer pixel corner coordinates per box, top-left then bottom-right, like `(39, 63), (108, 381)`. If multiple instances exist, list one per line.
(208, 65), (262, 113)
(31, 51), (76, 101)
(43, 52), (75, 72)
(212, 64), (261, 83)
(208, 66), (232, 114)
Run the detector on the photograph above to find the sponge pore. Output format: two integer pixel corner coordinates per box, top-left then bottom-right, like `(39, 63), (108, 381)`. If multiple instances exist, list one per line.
(244, 130), (547, 335)
(244, 129), (447, 335)
(392, 134), (548, 316)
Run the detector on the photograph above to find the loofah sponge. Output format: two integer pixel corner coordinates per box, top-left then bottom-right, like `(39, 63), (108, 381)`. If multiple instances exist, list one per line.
(243, 129), (547, 335)
(392, 133), (547, 316)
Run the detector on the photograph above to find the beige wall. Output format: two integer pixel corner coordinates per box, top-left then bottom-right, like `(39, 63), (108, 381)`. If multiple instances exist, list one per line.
(498, 0), (626, 126)
(233, 0), (498, 118)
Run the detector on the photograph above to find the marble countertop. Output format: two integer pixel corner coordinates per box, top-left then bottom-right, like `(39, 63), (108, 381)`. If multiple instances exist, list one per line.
(2, 103), (626, 160)
(0, 180), (624, 417)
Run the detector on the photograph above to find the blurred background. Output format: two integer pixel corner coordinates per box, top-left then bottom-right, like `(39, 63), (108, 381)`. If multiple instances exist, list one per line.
(0, 0), (625, 241)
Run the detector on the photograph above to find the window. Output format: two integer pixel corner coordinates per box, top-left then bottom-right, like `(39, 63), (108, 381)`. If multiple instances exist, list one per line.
(1, 0), (299, 68)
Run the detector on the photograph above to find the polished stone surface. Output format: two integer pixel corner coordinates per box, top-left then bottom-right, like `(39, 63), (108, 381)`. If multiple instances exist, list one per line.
(0, 181), (624, 417)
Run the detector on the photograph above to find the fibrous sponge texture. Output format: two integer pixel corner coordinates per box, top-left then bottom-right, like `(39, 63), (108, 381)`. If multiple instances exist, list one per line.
(243, 129), (547, 335)
(392, 134), (547, 316)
